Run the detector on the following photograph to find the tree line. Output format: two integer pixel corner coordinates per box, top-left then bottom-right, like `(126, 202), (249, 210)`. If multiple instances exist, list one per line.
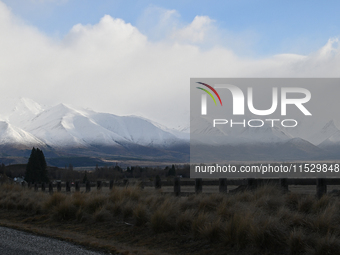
(0, 148), (190, 183)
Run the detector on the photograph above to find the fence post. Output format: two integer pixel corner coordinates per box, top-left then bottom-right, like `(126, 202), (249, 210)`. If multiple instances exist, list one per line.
(34, 183), (38, 192)
(109, 180), (114, 190)
(41, 182), (46, 192)
(279, 178), (288, 193)
(97, 181), (102, 191)
(219, 178), (228, 193)
(195, 178), (202, 194)
(86, 181), (91, 192)
(155, 175), (161, 189)
(21, 182), (25, 188)
(174, 177), (181, 196)
(75, 181), (80, 192)
(49, 182), (53, 194)
(66, 181), (70, 192)
(316, 178), (327, 198)
(123, 179), (128, 187)
(57, 181), (61, 192)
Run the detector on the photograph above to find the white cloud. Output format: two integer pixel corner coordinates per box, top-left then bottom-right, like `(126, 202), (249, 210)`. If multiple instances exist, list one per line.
(137, 6), (181, 41)
(171, 16), (214, 43)
(0, 1), (340, 128)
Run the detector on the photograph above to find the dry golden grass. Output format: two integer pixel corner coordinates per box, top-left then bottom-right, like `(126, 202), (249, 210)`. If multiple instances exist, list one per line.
(2, 183), (340, 254)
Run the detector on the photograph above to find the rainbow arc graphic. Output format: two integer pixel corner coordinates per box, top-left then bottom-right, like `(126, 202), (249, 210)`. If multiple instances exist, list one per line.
(196, 82), (222, 115)
(196, 82), (223, 106)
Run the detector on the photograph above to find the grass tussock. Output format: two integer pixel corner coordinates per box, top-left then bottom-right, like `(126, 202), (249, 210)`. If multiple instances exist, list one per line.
(151, 197), (178, 233)
(52, 198), (78, 221)
(3, 183), (340, 253)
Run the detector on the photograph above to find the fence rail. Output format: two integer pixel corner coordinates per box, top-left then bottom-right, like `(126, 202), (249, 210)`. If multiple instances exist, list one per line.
(16, 177), (340, 198)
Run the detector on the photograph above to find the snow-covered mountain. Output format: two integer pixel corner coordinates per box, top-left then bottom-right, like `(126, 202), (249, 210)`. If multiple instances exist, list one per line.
(308, 120), (340, 145)
(3, 97), (340, 163)
(0, 99), (188, 158)
(319, 131), (340, 148)
(24, 104), (129, 148)
(8, 98), (45, 127)
(0, 120), (45, 148)
(238, 123), (293, 143)
(190, 116), (294, 145)
(88, 112), (183, 147)
(141, 118), (190, 141)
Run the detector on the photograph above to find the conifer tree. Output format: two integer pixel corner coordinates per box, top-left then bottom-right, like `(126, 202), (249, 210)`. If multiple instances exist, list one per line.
(168, 164), (176, 176)
(25, 147), (49, 183)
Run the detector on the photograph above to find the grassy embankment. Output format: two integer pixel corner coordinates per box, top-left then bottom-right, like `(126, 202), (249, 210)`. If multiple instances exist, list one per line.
(0, 183), (339, 254)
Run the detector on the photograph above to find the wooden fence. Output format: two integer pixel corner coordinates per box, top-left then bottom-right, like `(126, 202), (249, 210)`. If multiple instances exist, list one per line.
(19, 177), (340, 198)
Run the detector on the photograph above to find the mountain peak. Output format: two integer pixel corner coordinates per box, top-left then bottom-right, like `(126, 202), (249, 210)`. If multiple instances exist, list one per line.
(15, 97), (44, 115)
(44, 103), (81, 117)
(322, 119), (338, 130)
(7, 98), (44, 126)
(54, 103), (72, 110)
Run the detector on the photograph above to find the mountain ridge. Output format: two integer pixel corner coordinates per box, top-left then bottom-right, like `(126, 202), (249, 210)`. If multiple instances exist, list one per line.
(1, 98), (340, 166)
(0, 98), (190, 165)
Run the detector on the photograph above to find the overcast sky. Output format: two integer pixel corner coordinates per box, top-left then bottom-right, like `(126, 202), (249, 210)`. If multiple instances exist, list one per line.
(0, 0), (340, 128)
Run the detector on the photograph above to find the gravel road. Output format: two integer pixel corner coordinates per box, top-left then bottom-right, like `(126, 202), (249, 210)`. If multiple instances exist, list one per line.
(0, 226), (108, 255)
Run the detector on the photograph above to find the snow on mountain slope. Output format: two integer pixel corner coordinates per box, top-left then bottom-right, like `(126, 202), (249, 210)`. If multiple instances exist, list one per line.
(190, 116), (294, 144)
(7, 97), (340, 155)
(24, 104), (129, 148)
(88, 112), (182, 147)
(319, 131), (340, 148)
(308, 120), (340, 145)
(275, 137), (327, 159)
(238, 122), (293, 143)
(190, 116), (228, 136)
(2, 98), (187, 149)
(8, 98), (45, 126)
(0, 120), (45, 147)
(136, 117), (189, 140)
